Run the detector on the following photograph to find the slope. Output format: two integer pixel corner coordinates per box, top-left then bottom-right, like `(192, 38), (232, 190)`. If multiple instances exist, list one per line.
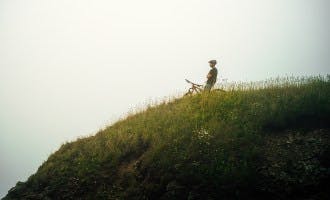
(4, 76), (330, 200)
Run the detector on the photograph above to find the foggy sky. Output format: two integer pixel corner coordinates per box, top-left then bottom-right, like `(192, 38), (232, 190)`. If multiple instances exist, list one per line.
(0, 0), (329, 197)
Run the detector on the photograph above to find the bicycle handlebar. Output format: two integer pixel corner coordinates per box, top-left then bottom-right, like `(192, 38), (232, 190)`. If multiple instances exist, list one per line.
(185, 79), (203, 87)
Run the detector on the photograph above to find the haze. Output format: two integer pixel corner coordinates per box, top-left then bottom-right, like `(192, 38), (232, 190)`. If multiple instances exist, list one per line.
(0, 0), (329, 197)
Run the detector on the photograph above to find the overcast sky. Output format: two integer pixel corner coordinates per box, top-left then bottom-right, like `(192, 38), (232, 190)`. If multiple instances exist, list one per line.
(0, 0), (329, 197)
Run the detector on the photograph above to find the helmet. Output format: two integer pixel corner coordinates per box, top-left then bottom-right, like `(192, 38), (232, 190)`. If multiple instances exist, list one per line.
(208, 60), (217, 64)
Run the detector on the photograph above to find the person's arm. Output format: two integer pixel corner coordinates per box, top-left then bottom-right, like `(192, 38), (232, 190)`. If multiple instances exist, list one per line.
(207, 69), (214, 79)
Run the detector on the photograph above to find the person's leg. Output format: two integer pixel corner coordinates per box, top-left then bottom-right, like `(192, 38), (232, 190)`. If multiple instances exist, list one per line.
(204, 83), (212, 91)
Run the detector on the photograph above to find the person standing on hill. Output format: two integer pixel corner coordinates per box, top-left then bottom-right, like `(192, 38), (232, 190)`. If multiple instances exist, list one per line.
(204, 60), (218, 91)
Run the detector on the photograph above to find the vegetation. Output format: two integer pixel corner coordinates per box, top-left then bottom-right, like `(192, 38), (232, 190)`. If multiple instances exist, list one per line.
(4, 76), (330, 200)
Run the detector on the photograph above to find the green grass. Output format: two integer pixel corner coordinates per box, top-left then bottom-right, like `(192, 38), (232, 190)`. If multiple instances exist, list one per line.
(5, 75), (330, 200)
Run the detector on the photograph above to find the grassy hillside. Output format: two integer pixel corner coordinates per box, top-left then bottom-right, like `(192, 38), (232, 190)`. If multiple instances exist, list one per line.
(4, 76), (330, 200)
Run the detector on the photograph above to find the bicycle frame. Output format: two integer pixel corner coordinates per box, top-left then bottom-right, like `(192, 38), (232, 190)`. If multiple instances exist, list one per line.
(184, 79), (203, 96)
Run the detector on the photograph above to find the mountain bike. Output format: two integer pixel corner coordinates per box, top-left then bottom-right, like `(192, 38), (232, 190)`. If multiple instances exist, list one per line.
(184, 79), (226, 96)
(184, 79), (204, 96)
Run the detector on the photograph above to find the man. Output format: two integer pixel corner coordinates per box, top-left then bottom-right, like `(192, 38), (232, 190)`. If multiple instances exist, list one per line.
(204, 60), (218, 91)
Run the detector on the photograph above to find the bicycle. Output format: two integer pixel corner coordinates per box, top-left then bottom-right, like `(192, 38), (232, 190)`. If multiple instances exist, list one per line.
(184, 79), (204, 96)
(184, 79), (226, 96)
